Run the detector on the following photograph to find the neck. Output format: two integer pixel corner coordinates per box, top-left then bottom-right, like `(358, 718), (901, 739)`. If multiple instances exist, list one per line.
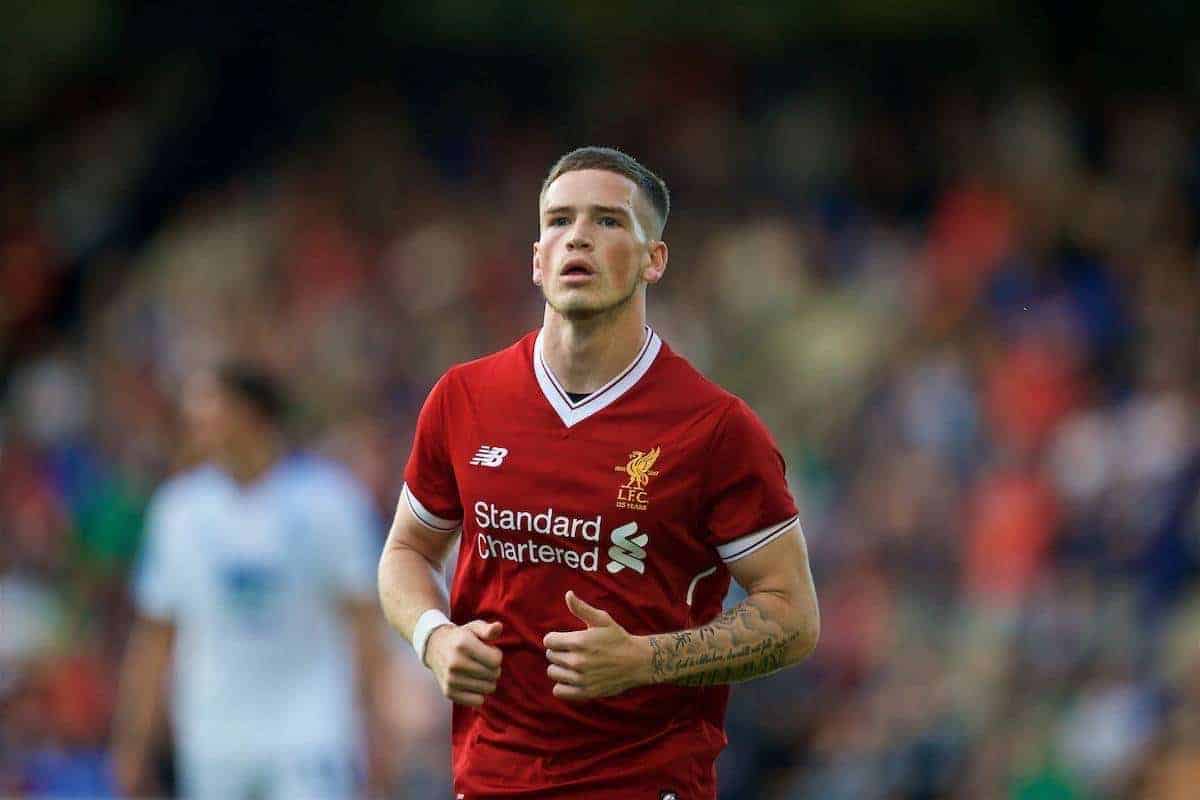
(220, 434), (282, 486)
(540, 294), (648, 394)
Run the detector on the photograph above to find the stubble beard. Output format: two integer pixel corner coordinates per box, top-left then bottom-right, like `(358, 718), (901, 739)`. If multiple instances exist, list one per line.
(543, 273), (643, 324)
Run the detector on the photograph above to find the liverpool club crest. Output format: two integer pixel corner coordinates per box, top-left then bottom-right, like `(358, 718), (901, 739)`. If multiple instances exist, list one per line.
(614, 446), (660, 511)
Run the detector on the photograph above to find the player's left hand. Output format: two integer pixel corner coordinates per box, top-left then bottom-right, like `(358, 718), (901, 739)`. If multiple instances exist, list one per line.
(542, 590), (651, 701)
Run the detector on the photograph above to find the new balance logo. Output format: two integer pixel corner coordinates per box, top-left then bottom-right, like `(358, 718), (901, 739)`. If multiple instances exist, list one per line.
(469, 445), (508, 467)
(606, 521), (648, 574)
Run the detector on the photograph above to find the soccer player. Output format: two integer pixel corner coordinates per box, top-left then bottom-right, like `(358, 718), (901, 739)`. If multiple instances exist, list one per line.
(378, 147), (820, 799)
(111, 364), (388, 800)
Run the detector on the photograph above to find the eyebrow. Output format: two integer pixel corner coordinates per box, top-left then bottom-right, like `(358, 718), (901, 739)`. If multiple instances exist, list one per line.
(543, 205), (632, 219)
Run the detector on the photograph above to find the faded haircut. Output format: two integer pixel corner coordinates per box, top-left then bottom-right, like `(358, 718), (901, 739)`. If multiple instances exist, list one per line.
(541, 146), (670, 237)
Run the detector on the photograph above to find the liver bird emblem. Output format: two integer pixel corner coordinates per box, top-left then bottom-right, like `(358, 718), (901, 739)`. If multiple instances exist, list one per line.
(623, 446), (661, 488)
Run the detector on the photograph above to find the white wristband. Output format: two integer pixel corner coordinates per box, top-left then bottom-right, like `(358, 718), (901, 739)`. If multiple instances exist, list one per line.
(412, 609), (453, 667)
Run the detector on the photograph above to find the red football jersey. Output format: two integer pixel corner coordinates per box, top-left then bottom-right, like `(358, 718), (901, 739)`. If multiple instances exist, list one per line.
(403, 327), (799, 800)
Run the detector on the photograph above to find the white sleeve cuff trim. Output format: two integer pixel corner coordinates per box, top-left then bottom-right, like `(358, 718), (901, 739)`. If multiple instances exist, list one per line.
(402, 484), (461, 533)
(716, 516), (801, 563)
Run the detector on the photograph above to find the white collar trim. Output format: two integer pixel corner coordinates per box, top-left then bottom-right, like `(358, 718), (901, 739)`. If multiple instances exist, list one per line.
(533, 326), (662, 428)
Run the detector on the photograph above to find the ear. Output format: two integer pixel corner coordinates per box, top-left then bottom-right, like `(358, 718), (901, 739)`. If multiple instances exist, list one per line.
(642, 240), (668, 285)
(532, 241), (544, 287)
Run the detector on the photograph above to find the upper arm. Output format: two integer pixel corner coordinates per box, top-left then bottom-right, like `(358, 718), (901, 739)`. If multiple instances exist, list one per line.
(309, 471), (384, 601)
(727, 522), (815, 604)
(701, 399), (818, 637)
(389, 369), (465, 569)
(728, 523), (819, 645)
(382, 489), (460, 571)
(402, 372), (464, 526)
(133, 493), (185, 621)
(704, 398), (801, 563)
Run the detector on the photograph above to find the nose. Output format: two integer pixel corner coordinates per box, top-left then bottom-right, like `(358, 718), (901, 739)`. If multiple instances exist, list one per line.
(566, 221), (593, 251)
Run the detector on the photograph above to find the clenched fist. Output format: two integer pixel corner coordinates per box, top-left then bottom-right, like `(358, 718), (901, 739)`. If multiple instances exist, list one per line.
(425, 620), (504, 707)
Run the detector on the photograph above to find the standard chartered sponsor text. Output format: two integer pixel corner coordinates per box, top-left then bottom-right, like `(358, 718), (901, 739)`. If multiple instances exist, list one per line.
(473, 501), (601, 539)
(476, 531), (600, 571)
(474, 501), (601, 571)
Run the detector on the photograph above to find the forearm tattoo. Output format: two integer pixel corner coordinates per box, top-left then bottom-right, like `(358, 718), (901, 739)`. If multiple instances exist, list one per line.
(647, 599), (805, 688)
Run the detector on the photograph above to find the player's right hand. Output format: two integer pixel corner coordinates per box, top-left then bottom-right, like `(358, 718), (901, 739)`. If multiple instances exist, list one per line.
(425, 620), (503, 707)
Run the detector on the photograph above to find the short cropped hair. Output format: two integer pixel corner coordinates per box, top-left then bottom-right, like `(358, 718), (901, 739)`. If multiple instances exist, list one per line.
(541, 147), (670, 237)
(216, 362), (288, 426)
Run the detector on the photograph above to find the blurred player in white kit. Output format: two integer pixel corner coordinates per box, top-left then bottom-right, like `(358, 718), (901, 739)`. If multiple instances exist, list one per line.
(111, 363), (388, 799)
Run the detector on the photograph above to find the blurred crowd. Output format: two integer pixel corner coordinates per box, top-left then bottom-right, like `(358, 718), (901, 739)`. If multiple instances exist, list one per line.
(3, 55), (1200, 799)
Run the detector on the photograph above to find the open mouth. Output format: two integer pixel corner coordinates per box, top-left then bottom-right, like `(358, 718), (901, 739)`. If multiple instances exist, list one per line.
(561, 259), (595, 277)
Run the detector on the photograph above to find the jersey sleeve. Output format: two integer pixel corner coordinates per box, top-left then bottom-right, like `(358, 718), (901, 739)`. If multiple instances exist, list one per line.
(132, 491), (184, 620)
(314, 471), (384, 600)
(702, 398), (801, 563)
(401, 371), (463, 532)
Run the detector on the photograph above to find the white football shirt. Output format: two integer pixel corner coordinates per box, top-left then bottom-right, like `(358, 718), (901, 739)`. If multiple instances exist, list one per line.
(134, 455), (381, 762)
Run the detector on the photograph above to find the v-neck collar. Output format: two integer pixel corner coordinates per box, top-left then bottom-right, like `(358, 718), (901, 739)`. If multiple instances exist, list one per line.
(533, 326), (662, 428)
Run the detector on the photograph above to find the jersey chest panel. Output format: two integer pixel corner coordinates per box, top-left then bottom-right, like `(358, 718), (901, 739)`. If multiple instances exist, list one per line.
(188, 496), (319, 636)
(449, 406), (726, 636)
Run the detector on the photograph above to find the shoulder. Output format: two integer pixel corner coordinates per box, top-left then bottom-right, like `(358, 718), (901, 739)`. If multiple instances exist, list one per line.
(278, 453), (370, 503)
(148, 464), (226, 518)
(419, 332), (536, 411)
(651, 338), (744, 418)
(651, 339), (778, 447)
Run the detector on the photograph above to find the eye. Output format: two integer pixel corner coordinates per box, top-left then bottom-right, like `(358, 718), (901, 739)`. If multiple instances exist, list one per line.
(550, 216), (570, 226)
(598, 216), (620, 227)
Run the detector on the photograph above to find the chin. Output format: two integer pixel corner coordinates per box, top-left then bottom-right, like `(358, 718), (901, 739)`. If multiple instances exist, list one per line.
(544, 289), (602, 319)
(554, 303), (608, 321)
